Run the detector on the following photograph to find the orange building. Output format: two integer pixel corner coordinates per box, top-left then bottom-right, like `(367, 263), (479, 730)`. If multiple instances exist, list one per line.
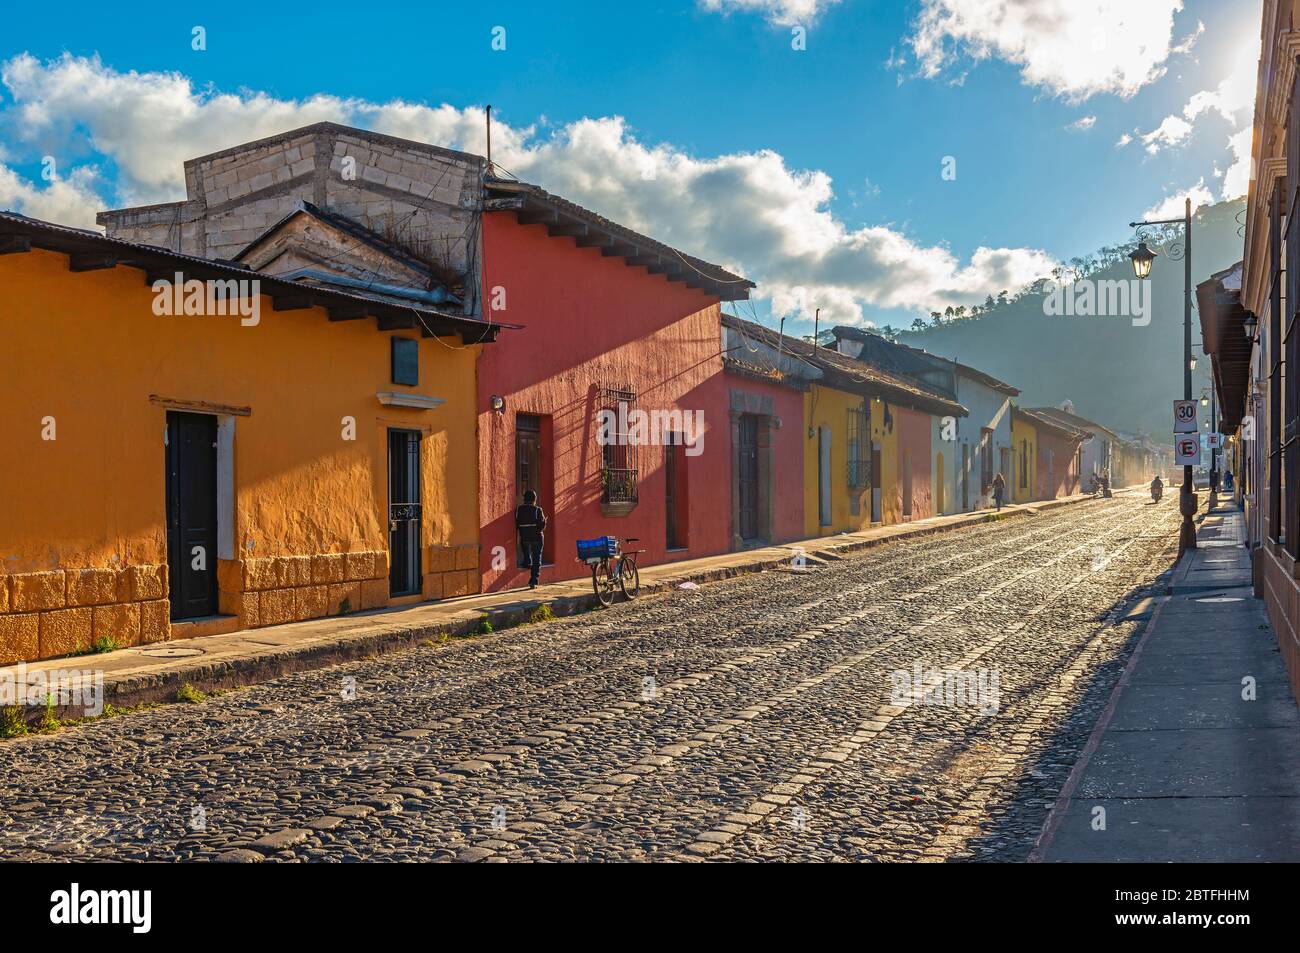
(0, 213), (504, 665)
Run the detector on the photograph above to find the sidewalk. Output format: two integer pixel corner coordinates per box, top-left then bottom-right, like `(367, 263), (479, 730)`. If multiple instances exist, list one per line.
(2, 491), (1094, 720)
(1036, 501), (1300, 861)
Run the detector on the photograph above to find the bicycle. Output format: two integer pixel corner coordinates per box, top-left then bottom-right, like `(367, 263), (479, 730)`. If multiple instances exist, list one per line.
(576, 535), (644, 607)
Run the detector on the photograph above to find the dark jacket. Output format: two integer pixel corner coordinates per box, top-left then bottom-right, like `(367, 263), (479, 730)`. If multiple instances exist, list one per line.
(515, 503), (547, 543)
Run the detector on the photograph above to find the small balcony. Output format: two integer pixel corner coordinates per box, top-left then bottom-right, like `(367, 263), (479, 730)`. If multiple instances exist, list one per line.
(601, 467), (639, 517)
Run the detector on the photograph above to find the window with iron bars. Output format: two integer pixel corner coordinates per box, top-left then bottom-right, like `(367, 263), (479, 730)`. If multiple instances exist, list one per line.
(847, 404), (871, 488)
(600, 382), (639, 505)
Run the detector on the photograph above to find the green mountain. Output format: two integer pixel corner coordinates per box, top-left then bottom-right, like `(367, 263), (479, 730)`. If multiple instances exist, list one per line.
(892, 198), (1246, 438)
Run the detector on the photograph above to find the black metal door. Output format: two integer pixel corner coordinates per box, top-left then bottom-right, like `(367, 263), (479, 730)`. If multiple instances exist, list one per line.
(165, 411), (218, 620)
(738, 415), (759, 540)
(388, 429), (422, 596)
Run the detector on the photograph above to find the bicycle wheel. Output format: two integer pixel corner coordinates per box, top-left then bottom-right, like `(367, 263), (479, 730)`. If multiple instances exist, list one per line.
(593, 561), (617, 607)
(619, 556), (640, 599)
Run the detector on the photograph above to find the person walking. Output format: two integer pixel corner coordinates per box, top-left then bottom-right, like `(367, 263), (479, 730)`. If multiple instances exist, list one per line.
(991, 472), (1006, 511)
(515, 489), (547, 589)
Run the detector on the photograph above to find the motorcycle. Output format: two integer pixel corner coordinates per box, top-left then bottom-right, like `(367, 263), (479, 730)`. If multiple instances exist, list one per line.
(1088, 475), (1113, 499)
(1151, 482), (1163, 503)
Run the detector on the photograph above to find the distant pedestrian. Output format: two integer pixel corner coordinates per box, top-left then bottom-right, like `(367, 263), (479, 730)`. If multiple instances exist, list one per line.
(1223, 470), (1234, 492)
(515, 489), (547, 589)
(991, 472), (1006, 511)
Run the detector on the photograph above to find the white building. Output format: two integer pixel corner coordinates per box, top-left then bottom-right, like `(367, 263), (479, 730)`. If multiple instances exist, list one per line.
(831, 327), (1018, 514)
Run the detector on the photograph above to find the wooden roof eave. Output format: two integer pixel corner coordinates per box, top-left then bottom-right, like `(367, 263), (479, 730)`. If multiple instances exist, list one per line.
(0, 218), (509, 346)
(492, 189), (754, 302)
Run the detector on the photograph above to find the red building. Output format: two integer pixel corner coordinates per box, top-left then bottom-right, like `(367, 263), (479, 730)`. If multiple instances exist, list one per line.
(1020, 408), (1087, 500)
(478, 179), (754, 591)
(718, 317), (811, 547)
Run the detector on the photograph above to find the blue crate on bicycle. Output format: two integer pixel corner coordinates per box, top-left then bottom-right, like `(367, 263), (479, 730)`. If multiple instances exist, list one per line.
(576, 536), (618, 562)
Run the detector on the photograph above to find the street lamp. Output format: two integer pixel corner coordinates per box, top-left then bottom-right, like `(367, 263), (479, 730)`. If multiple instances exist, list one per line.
(1244, 312), (1259, 340)
(1201, 395), (1209, 407)
(1129, 197), (1197, 554)
(1128, 241), (1157, 279)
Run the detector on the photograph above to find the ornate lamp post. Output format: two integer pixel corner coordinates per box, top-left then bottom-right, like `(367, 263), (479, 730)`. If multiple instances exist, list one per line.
(1128, 197), (1197, 554)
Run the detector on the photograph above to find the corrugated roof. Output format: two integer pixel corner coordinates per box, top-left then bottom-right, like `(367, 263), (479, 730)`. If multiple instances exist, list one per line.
(0, 210), (514, 343)
(832, 325), (1020, 396)
(486, 177), (753, 301)
(236, 200), (435, 278)
(1015, 407), (1090, 442)
(722, 313), (967, 416)
(1026, 406), (1119, 441)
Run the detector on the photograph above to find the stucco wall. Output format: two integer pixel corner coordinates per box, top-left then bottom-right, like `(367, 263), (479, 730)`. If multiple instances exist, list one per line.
(931, 380), (1012, 515)
(893, 405), (933, 521)
(476, 213), (733, 591)
(1078, 431), (1112, 481)
(1036, 431), (1082, 500)
(803, 384), (879, 535)
(728, 374), (805, 545)
(0, 249), (481, 663)
(1012, 417), (1039, 503)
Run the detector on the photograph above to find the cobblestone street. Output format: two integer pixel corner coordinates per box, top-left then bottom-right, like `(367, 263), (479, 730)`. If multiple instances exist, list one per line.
(0, 494), (1180, 862)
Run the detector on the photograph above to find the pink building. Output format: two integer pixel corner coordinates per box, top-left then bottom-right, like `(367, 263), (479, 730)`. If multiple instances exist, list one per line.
(478, 179), (754, 591)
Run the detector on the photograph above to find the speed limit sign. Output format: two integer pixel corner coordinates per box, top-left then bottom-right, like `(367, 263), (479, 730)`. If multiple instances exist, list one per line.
(1174, 399), (1198, 433)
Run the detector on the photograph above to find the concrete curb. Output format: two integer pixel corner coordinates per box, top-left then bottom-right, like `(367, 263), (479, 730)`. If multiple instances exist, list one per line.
(5, 491), (1104, 724)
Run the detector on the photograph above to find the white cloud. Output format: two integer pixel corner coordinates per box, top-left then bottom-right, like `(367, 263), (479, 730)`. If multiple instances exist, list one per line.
(1222, 125), (1252, 199)
(907, 0), (1190, 102)
(698, 0), (840, 27)
(1141, 114), (1194, 153)
(1067, 115), (1096, 131)
(0, 162), (103, 228)
(1142, 179), (1215, 220)
(0, 53), (1056, 324)
(1116, 133), (1133, 148)
(1129, 53), (1255, 199)
(1137, 57), (1255, 156)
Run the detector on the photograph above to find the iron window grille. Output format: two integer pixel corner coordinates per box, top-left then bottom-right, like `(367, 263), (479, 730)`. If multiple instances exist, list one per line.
(600, 382), (639, 504)
(847, 404), (871, 488)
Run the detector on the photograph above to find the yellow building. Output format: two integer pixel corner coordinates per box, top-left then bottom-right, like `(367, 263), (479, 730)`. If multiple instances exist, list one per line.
(802, 384), (892, 535)
(1011, 408), (1039, 504)
(0, 214), (503, 665)
(720, 317), (966, 536)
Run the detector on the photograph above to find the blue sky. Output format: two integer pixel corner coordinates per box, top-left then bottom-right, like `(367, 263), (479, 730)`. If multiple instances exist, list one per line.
(0, 0), (1261, 332)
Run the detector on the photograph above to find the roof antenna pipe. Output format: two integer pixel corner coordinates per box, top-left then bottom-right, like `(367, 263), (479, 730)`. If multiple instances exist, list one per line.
(486, 105), (493, 176)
